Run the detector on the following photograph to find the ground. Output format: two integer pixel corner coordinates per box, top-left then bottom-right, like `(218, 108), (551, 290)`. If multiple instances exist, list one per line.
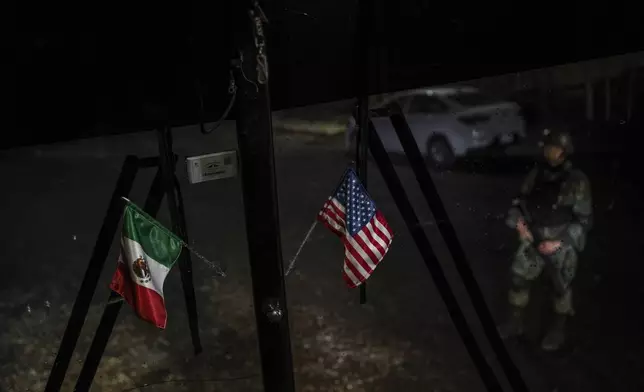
(0, 120), (642, 392)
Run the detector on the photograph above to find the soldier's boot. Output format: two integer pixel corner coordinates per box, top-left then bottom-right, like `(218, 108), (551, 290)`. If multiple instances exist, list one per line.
(499, 279), (530, 339)
(498, 305), (526, 339)
(541, 313), (567, 351)
(542, 289), (573, 351)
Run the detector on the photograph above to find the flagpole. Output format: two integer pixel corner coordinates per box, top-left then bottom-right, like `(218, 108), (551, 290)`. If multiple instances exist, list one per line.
(284, 220), (318, 276)
(354, 0), (373, 305)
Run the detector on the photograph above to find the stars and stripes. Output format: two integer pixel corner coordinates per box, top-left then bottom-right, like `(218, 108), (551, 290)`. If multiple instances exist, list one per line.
(317, 169), (394, 288)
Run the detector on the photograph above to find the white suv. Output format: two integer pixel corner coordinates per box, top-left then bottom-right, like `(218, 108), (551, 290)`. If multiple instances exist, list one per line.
(346, 87), (526, 168)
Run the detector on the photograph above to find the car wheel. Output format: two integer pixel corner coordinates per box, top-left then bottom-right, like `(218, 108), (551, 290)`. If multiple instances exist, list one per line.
(426, 135), (455, 169)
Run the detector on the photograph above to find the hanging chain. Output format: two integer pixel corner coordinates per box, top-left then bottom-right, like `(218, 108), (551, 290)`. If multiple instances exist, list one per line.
(200, 69), (238, 134)
(121, 198), (227, 277)
(197, 2), (267, 135)
(227, 69), (238, 95)
(249, 1), (269, 85)
(180, 240), (227, 277)
(236, 52), (258, 93)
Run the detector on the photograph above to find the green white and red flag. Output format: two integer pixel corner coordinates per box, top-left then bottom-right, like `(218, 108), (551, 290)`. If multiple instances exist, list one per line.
(110, 201), (183, 329)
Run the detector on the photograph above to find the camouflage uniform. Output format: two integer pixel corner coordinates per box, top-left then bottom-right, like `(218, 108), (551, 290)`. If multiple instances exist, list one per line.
(500, 130), (593, 351)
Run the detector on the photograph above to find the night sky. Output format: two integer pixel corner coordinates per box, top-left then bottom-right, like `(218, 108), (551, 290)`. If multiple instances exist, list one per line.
(8, 0), (643, 148)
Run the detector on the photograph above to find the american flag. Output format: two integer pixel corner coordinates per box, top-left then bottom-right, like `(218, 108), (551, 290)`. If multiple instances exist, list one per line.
(317, 169), (394, 288)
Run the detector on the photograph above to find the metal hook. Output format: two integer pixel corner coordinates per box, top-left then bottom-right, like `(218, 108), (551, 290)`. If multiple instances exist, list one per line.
(253, 1), (269, 24)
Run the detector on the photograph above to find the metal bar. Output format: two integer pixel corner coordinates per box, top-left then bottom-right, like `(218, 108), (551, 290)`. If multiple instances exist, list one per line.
(45, 155), (140, 392)
(73, 292), (123, 392)
(367, 122), (503, 392)
(585, 81), (594, 121)
(389, 109), (528, 392)
(157, 127), (203, 355)
(232, 4), (296, 390)
(73, 166), (168, 392)
(605, 78), (611, 122)
(171, 157), (202, 357)
(626, 70), (634, 122)
(356, 98), (369, 304)
(355, 0), (372, 305)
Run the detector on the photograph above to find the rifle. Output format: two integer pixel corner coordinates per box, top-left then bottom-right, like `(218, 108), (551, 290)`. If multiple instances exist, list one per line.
(516, 199), (567, 296)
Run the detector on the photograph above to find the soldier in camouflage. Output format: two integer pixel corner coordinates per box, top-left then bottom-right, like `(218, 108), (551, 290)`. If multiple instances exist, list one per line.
(498, 127), (593, 351)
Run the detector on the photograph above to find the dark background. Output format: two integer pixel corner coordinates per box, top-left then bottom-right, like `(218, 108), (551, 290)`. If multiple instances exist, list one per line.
(8, 0), (644, 147)
(4, 2), (644, 391)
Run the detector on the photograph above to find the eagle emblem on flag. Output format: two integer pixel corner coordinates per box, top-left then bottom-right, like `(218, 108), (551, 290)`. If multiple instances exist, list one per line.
(110, 201), (184, 328)
(132, 256), (151, 283)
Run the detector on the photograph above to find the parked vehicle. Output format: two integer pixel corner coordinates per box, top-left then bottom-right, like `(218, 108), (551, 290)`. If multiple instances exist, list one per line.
(345, 86), (526, 168)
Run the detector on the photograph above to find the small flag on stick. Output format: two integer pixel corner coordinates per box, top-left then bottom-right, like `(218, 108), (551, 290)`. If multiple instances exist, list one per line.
(110, 201), (183, 329)
(317, 168), (394, 288)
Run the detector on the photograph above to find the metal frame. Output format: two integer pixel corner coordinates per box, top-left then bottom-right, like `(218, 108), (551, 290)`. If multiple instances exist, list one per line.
(44, 129), (201, 392)
(46, 1), (531, 390)
(367, 120), (504, 391)
(388, 106), (528, 391)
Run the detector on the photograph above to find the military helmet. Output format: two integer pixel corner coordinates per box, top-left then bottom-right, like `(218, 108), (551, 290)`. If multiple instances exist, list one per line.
(541, 127), (574, 156)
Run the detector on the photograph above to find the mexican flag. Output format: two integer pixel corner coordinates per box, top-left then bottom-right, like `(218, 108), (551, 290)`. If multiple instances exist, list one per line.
(110, 202), (182, 329)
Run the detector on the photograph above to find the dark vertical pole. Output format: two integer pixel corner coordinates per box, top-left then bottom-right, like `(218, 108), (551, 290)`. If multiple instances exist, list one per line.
(368, 123), (503, 391)
(626, 70), (634, 123)
(157, 128), (203, 355)
(73, 293), (123, 392)
(585, 81), (594, 122)
(389, 109), (529, 392)
(233, 2), (296, 391)
(45, 156), (139, 392)
(605, 78), (611, 122)
(355, 0), (372, 305)
(73, 168), (168, 392)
